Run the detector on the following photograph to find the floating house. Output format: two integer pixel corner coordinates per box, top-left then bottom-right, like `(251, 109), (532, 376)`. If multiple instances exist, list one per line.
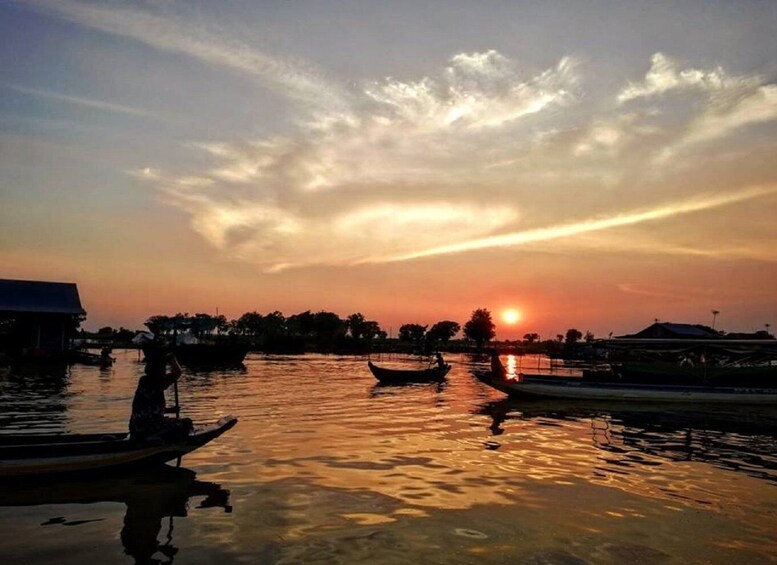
(617, 322), (721, 340)
(618, 322), (775, 341)
(0, 279), (86, 356)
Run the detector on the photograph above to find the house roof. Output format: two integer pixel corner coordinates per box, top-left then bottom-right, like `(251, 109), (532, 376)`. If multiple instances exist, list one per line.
(618, 322), (720, 339)
(0, 279), (86, 315)
(657, 323), (716, 337)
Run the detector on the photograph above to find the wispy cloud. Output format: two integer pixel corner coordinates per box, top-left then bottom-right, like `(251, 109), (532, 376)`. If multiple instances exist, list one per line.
(364, 51), (577, 131)
(679, 84), (777, 148)
(617, 53), (777, 161)
(22, 0), (348, 112)
(618, 281), (775, 301)
(139, 51), (579, 271)
(617, 283), (698, 301)
(3, 83), (159, 118)
(553, 235), (777, 263)
(370, 185), (777, 263)
(122, 48), (777, 272)
(617, 52), (738, 103)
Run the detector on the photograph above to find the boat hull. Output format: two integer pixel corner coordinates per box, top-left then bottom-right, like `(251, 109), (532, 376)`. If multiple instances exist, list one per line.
(474, 371), (777, 405)
(0, 415), (237, 477)
(368, 361), (451, 384)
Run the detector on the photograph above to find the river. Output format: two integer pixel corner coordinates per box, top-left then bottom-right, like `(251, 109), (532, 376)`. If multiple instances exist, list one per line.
(1, 351), (776, 564)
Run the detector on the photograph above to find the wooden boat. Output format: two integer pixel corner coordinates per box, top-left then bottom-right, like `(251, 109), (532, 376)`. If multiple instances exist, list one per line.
(0, 415), (237, 477)
(368, 360), (451, 383)
(475, 353), (777, 405)
(68, 349), (114, 368)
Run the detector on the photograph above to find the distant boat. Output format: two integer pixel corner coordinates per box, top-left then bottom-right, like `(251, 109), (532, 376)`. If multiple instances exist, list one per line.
(475, 352), (777, 405)
(0, 415), (237, 477)
(67, 349), (114, 368)
(368, 360), (451, 384)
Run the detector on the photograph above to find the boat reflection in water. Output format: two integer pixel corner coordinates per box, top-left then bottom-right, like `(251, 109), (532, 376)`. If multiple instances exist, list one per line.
(477, 397), (777, 484)
(0, 465), (231, 564)
(370, 379), (449, 395)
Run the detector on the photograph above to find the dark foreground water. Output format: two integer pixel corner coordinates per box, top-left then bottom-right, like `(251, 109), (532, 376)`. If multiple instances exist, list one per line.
(1, 351), (776, 564)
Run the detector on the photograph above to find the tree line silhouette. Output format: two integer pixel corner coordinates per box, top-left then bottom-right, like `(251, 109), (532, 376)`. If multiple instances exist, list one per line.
(88, 308), (593, 355)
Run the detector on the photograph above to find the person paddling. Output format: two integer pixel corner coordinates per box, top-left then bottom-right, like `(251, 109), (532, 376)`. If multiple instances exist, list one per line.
(129, 348), (193, 441)
(489, 349), (507, 380)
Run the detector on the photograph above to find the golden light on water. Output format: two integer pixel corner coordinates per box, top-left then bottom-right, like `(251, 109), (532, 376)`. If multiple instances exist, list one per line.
(506, 354), (518, 379)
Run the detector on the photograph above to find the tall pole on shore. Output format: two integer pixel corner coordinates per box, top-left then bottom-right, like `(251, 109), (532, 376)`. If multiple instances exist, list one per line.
(711, 309), (720, 330)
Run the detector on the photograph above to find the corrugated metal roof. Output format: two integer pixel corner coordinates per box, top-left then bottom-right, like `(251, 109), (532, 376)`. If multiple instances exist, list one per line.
(659, 323), (714, 337)
(618, 322), (721, 339)
(0, 279), (86, 315)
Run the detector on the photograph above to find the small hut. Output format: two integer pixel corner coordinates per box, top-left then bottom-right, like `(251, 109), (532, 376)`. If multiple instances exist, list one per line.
(0, 278), (86, 357)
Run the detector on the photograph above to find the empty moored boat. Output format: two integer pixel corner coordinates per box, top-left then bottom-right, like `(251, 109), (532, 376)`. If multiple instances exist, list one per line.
(368, 359), (451, 384)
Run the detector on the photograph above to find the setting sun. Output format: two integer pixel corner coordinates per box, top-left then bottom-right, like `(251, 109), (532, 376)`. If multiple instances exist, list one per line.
(502, 308), (522, 325)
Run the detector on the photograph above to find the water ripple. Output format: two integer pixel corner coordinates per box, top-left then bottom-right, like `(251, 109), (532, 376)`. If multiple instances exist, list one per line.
(2, 352), (777, 561)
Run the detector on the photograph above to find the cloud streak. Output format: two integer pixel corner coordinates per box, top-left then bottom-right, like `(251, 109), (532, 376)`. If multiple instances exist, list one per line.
(3, 82), (159, 118)
(22, 0), (347, 111)
(371, 185), (777, 263)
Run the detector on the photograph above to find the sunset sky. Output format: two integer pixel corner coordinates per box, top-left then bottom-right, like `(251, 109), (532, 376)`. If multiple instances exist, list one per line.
(2, 1), (776, 339)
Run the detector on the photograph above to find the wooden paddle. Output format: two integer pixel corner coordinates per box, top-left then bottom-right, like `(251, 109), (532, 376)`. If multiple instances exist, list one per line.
(173, 380), (180, 418)
(171, 356), (182, 467)
(164, 353), (182, 418)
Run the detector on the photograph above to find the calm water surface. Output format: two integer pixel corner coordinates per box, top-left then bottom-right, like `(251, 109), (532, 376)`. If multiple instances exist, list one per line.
(1, 351), (776, 564)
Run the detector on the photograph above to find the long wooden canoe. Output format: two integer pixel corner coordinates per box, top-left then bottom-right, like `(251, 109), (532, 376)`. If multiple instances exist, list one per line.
(473, 353), (777, 406)
(475, 370), (777, 404)
(0, 415), (237, 477)
(368, 360), (451, 384)
(475, 353), (777, 405)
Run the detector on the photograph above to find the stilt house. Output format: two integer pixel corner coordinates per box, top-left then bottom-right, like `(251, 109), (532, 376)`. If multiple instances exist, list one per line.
(0, 279), (86, 356)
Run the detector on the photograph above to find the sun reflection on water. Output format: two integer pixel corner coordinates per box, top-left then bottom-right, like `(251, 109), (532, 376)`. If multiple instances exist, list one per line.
(505, 354), (518, 379)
